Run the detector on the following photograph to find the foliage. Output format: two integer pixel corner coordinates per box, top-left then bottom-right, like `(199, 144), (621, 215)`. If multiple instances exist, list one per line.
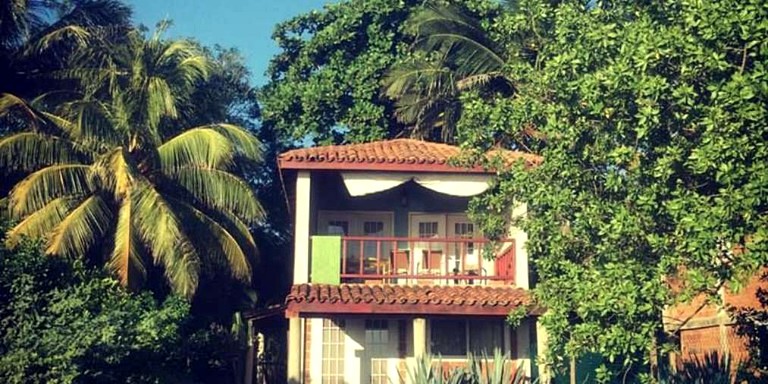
(656, 353), (748, 384)
(731, 270), (768, 375)
(0, 26), (264, 298)
(406, 350), (529, 384)
(0, 232), (239, 383)
(452, 0), (768, 380)
(258, 0), (501, 145)
(383, 2), (510, 142)
(0, 0), (132, 101)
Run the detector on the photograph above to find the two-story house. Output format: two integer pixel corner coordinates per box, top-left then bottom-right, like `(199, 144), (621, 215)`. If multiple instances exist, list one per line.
(278, 139), (545, 383)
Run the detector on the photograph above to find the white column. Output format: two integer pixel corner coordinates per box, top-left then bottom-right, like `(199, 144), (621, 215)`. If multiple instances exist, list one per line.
(413, 318), (426, 358)
(293, 171), (311, 284)
(511, 203), (529, 289)
(287, 317), (302, 383)
(536, 320), (551, 383)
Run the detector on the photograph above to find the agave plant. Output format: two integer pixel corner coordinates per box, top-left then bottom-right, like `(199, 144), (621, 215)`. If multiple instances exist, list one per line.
(658, 352), (747, 384)
(407, 349), (530, 384)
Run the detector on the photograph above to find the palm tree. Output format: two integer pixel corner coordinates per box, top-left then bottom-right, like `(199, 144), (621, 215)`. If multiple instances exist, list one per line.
(382, 3), (512, 142)
(0, 0), (132, 99)
(0, 27), (264, 298)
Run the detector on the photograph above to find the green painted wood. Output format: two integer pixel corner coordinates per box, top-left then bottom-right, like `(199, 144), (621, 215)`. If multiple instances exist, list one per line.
(311, 236), (341, 284)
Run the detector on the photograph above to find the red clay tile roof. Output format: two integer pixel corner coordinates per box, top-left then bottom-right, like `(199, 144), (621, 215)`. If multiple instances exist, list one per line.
(278, 139), (541, 173)
(285, 283), (537, 317)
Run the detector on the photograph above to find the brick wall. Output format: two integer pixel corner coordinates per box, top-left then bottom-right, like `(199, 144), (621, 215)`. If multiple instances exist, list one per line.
(669, 267), (767, 364)
(679, 325), (750, 364)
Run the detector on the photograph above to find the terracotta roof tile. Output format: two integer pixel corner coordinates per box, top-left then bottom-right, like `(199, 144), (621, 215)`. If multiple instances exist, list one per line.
(278, 139), (541, 173)
(285, 283), (537, 317)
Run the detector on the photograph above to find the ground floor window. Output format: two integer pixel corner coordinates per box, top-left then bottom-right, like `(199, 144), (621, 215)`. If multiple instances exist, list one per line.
(322, 319), (345, 384)
(429, 318), (505, 356)
(365, 319), (390, 384)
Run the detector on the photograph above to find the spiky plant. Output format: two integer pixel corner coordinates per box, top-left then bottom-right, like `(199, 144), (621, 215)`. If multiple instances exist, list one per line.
(0, 27), (263, 298)
(407, 350), (530, 384)
(658, 352), (747, 384)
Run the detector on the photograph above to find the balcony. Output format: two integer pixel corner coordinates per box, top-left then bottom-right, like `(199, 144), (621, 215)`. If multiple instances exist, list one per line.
(310, 236), (516, 286)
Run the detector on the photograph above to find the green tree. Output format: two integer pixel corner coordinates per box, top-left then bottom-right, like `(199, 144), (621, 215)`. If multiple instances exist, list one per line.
(0, 232), (239, 383)
(0, 0), (132, 100)
(258, 0), (500, 145)
(0, 27), (264, 298)
(382, 3), (512, 142)
(456, 0), (768, 380)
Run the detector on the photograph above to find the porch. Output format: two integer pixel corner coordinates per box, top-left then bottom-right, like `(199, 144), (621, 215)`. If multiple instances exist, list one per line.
(311, 235), (516, 285)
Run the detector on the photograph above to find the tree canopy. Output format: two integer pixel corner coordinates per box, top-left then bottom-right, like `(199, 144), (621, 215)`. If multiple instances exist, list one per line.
(257, 0), (502, 145)
(263, 0), (768, 380)
(455, 0), (768, 379)
(0, 231), (238, 383)
(1, 18), (265, 298)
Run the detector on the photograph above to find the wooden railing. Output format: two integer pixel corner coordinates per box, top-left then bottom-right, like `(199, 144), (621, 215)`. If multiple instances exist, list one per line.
(338, 236), (515, 285)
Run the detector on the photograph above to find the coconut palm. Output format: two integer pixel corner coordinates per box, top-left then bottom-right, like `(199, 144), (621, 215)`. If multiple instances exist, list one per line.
(0, 0), (132, 99)
(382, 3), (512, 142)
(0, 27), (264, 298)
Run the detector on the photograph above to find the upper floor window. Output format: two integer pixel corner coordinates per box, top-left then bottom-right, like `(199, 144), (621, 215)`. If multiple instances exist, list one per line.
(418, 222), (439, 238)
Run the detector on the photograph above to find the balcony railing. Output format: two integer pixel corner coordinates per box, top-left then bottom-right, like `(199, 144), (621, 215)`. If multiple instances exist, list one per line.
(310, 236), (515, 286)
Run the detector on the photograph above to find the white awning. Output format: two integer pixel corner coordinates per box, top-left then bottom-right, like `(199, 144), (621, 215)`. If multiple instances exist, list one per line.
(341, 172), (492, 197)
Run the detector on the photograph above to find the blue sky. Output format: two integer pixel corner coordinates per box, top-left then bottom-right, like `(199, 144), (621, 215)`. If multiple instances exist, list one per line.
(127, 1), (335, 85)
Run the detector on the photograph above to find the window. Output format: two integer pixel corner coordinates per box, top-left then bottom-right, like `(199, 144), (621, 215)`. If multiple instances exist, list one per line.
(430, 319), (467, 355)
(365, 320), (390, 384)
(322, 319), (345, 383)
(430, 319), (505, 356)
(454, 222), (475, 254)
(364, 221), (385, 236)
(327, 221), (349, 236)
(418, 222), (439, 238)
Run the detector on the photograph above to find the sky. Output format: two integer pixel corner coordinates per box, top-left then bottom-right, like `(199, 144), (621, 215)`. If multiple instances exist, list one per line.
(126, 0), (335, 86)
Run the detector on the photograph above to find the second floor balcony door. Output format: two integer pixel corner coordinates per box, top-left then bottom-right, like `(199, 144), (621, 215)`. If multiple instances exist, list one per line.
(318, 211), (393, 278)
(409, 214), (447, 275)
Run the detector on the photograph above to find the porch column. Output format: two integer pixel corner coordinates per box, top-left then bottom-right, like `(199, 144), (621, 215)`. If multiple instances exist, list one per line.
(287, 317), (302, 383)
(293, 171), (311, 285)
(536, 320), (551, 384)
(413, 317), (426, 358)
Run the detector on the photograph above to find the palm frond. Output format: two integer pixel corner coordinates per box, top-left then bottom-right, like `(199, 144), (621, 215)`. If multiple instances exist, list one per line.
(169, 197), (253, 282)
(408, 4), (506, 78)
(46, 194), (112, 257)
(55, 98), (123, 149)
(24, 25), (90, 55)
(157, 127), (234, 172)
(5, 196), (81, 248)
(0, 93), (43, 126)
(0, 131), (81, 172)
(133, 180), (200, 297)
(8, 164), (91, 217)
(207, 123), (262, 161)
(92, 147), (138, 198)
(164, 166), (264, 223)
(146, 75), (177, 129)
(109, 194), (147, 289)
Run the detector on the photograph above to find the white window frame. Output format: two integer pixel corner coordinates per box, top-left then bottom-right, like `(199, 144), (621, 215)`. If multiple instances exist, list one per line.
(321, 318), (346, 384)
(317, 211), (394, 237)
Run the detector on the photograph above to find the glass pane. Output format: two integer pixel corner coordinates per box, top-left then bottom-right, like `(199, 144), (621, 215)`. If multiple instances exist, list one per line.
(419, 222), (439, 238)
(430, 319), (466, 356)
(469, 319), (504, 355)
(327, 221), (349, 235)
